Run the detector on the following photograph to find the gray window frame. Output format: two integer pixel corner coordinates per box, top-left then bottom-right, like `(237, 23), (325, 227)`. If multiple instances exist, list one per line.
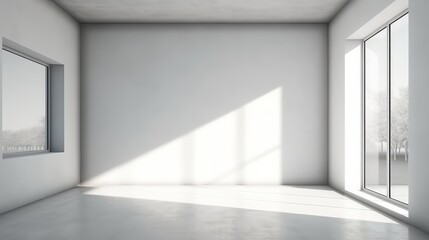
(2, 47), (51, 158)
(362, 11), (409, 207)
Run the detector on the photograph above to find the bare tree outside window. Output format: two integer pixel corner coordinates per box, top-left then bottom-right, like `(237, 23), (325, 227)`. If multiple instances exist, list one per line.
(364, 28), (388, 196)
(390, 14), (409, 204)
(364, 13), (409, 204)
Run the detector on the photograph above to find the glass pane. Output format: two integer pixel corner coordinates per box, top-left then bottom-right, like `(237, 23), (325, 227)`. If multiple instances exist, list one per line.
(2, 50), (48, 154)
(390, 14), (409, 204)
(364, 28), (388, 196)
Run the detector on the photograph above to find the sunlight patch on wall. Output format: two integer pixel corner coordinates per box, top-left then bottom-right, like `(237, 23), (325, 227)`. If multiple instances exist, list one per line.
(85, 88), (282, 185)
(344, 42), (363, 191)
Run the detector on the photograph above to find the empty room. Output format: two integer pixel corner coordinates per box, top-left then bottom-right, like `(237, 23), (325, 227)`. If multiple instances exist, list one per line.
(1, 0), (429, 239)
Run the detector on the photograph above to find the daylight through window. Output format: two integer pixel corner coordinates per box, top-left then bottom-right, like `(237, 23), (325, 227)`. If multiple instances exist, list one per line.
(2, 49), (49, 155)
(364, 13), (409, 204)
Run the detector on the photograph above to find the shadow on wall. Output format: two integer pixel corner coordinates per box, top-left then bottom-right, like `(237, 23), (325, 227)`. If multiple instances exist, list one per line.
(84, 88), (283, 185)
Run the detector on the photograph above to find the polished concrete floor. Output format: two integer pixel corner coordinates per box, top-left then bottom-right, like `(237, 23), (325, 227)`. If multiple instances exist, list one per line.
(0, 185), (428, 240)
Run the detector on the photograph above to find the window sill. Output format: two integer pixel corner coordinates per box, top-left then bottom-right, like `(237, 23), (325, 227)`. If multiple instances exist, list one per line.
(2, 151), (62, 160)
(346, 189), (409, 223)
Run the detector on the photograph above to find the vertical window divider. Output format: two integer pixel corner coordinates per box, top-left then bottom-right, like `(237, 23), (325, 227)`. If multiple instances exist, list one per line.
(387, 24), (392, 198)
(46, 66), (51, 152)
(362, 10), (409, 207)
(362, 39), (366, 192)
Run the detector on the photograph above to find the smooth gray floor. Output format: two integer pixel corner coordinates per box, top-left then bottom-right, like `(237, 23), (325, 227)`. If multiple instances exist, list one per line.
(0, 186), (428, 240)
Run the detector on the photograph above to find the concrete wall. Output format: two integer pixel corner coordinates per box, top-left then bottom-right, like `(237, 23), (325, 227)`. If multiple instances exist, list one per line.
(80, 24), (328, 185)
(409, 0), (429, 233)
(0, 0), (80, 214)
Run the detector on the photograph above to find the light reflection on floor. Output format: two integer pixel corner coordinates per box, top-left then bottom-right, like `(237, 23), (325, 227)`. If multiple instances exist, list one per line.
(85, 185), (398, 224)
(1, 185), (428, 240)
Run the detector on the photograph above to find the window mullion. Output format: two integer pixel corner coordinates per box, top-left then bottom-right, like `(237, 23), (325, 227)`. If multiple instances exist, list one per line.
(387, 24), (391, 199)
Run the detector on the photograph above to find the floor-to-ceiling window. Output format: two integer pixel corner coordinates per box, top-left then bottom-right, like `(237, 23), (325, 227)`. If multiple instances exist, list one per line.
(364, 12), (409, 205)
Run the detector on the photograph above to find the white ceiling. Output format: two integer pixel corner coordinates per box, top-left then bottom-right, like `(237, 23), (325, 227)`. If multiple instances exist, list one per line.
(52, 0), (350, 23)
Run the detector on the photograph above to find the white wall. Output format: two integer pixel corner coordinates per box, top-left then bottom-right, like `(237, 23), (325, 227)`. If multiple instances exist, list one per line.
(328, 0), (397, 191)
(409, 0), (429, 233)
(81, 24), (328, 185)
(329, 0), (429, 234)
(0, 0), (80, 214)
